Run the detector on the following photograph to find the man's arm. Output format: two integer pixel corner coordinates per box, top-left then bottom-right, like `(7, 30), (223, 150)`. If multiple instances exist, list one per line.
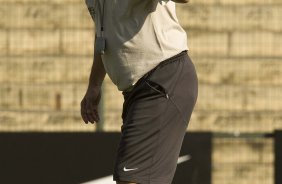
(87, 35), (106, 89)
(171, 0), (189, 3)
(80, 34), (106, 124)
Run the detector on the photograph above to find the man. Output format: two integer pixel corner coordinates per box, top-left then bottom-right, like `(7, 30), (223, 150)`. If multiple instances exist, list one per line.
(81, 0), (198, 183)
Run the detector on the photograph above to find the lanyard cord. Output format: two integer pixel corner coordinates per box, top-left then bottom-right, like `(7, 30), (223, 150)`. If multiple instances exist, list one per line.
(100, 0), (105, 36)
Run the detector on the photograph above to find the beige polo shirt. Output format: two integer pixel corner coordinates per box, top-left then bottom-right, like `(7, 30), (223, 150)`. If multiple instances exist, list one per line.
(85, 0), (189, 92)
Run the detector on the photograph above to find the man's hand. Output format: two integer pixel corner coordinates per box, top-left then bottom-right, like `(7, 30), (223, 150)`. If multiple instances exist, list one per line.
(80, 85), (102, 124)
(171, 0), (189, 3)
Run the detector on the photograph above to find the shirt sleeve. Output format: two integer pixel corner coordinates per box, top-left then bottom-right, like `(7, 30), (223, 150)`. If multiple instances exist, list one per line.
(85, 0), (96, 21)
(159, 0), (170, 5)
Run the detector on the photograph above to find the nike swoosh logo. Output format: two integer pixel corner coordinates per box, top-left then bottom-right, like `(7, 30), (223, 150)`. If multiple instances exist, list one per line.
(177, 154), (191, 164)
(82, 155), (192, 183)
(123, 166), (138, 172)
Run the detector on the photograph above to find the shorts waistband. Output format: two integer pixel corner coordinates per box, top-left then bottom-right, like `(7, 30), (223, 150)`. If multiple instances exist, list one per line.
(122, 50), (188, 96)
(151, 50), (188, 71)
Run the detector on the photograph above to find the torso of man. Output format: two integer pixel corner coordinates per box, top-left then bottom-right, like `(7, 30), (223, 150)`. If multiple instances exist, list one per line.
(85, 0), (188, 92)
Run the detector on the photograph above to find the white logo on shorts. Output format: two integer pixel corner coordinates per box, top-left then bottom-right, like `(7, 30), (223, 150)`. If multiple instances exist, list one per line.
(177, 154), (192, 164)
(123, 166), (138, 172)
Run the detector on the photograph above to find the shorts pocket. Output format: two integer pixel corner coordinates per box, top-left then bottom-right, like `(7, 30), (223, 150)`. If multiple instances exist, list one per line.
(145, 79), (169, 99)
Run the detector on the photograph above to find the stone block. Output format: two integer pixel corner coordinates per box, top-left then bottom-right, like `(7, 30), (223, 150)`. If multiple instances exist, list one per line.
(197, 84), (282, 111)
(0, 30), (7, 55)
(0, 83), (86, 111)
(188, 31), (229, 56)
(187, 0), (276, 4)
(0, 110), (96, 131)
(9, 29), (60, 56)
(59, 3), (94, 29)
(218, 0), (274, 5)
(193, 57), (282, 86)
(0, 3), (93, 29)
(0, 85), (19, 109)
(61, 29), (94, 55)
(213, 138), (274, 163)
(0, 56), (92, 83)
(188, 110), (281, 133)
(213, 163), (273, 184)
(101, 75), (124, 132)
(230, 31), (280, 57)
(177, 5), (282, 32)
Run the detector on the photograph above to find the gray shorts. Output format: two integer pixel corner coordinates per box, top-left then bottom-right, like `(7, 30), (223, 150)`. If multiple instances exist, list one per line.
(113, 50), (198, 184)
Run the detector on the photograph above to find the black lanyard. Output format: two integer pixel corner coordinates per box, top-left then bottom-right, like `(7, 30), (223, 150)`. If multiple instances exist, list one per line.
(100, 0), (105, 37)
(95, 0), (106, 55)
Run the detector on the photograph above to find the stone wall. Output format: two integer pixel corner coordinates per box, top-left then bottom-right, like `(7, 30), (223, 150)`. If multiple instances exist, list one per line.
(0, 0), (281, 183)
(0, 0), (96, 131)
(176, 1), (281, 184)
